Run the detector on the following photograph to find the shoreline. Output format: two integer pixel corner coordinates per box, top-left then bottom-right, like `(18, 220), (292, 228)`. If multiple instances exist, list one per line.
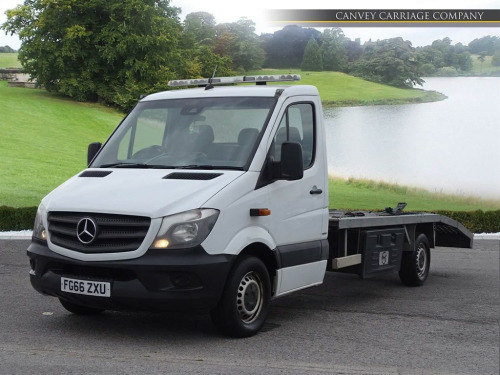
(322, 89), (447, 107)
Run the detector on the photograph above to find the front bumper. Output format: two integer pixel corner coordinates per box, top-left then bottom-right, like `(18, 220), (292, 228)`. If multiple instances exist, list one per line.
(27, 241), (234, 311)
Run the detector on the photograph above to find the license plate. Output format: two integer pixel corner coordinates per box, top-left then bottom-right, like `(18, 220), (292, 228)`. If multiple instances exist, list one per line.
(61, 277), (111, 297)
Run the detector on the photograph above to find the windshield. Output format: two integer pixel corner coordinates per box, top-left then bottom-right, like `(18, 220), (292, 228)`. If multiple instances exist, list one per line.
(91, 96), (275, 170)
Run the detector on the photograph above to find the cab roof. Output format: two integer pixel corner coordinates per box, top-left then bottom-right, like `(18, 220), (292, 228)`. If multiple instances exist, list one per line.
(142, 84), (320, 101)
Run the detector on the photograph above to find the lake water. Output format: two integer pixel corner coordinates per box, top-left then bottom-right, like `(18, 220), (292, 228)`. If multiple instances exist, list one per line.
(324, 77), (500, 199)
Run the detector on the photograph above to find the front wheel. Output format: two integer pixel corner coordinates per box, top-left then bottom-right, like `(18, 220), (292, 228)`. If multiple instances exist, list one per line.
(210, 256), (271, 338)
(399, 233), (431, 286)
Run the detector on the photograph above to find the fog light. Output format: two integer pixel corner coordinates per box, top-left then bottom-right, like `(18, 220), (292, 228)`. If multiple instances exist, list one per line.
(170, 273), (201, 288)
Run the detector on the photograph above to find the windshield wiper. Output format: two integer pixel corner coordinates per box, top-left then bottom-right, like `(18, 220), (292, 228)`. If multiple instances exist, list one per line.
(99, 162), (149, 168)
(213, 166), (245, 171)
(99, 163), (175, 169)
(177, 165), (214, 170)
(177, 165), (245, 171)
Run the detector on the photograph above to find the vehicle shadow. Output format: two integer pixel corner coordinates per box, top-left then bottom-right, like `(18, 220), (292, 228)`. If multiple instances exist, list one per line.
(40, 271), (405, 341)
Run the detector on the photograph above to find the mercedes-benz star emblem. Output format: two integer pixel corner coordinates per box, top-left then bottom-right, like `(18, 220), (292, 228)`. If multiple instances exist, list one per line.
(76, 217), (98, 244)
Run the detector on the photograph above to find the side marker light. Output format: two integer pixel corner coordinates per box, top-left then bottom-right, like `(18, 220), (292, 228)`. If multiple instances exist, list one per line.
(250, 209), (271, 217)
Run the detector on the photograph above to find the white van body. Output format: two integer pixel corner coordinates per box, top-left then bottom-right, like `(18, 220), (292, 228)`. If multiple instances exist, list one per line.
(28, 79), (330, 336)
(27, 76), (473, 337)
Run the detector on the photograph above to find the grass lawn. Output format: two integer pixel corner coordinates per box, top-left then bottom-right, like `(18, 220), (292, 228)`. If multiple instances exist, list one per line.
(0, 81), (123, 207)
(248, 69), (446, 106)
(470, 54), (500, 75)
(329, 177), (500, 212)
(0, 53), (22, 68)
(0, 79), (498, 211)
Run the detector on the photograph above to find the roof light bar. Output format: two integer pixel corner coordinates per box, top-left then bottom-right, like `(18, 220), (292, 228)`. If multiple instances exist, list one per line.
(167, 74), (301, 87)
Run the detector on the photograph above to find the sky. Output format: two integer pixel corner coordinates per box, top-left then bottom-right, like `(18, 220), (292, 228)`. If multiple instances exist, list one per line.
(1, 0), (499, 49)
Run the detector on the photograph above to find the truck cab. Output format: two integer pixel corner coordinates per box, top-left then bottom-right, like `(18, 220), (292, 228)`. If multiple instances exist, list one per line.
(28, 75), (330, 337)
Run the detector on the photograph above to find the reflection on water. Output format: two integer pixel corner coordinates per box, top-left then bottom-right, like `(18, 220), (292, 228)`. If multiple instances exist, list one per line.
(324, 77), (500, 199)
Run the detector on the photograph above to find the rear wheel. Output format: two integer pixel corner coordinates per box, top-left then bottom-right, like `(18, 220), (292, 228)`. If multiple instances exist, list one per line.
(399, 233), (431, 286)
(210, 256), (271, 338)
(59, 298), (105, 315)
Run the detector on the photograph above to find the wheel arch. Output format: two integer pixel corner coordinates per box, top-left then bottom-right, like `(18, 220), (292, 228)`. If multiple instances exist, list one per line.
(239, 242), (279, 285)
(404, 223), (435, 251)
(208, 226), (279, 300)
(415, 223), (435, 248)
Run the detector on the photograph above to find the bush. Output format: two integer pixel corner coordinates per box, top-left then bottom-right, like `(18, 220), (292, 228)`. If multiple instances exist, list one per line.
(0, 206), (498, 234)
(420, 63), (437, 75)
(436, 67), (459, 76)
(0, 206), (37, 231)
(436, 210), (500, 234)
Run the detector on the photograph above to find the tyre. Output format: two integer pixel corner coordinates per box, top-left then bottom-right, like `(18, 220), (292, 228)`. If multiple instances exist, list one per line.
(59, 298), (105, 315)
(210, 256), (271, 338)
(399, 233), (431, 286)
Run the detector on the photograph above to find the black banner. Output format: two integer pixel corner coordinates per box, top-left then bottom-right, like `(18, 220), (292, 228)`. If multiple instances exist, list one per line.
(266, 9), (500, 27)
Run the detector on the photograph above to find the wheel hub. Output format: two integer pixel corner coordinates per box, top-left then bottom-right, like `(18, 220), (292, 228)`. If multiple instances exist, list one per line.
(236, 272), (263, 324)
(416, 244), (427, 278)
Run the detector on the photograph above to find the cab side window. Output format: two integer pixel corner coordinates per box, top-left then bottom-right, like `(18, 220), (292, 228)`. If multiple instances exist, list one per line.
(273, 103), (315, 168)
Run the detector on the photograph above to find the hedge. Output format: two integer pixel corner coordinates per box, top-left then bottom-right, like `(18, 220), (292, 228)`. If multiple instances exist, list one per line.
(0, 206), (499, 234)
(436, 210), (500, 234)
(0, 206), (37, 231)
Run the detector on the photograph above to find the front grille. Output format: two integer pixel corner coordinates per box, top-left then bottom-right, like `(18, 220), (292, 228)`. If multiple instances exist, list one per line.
(48, 212), (151, 253)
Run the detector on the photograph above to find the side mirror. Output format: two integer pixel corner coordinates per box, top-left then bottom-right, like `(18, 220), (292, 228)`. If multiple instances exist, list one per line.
(280, 142), (303, 180)
(87, 142), (102, 166)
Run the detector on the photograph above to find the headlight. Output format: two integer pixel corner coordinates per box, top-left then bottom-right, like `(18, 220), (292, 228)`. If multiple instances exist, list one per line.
(33, 204), (47, 242)
(151, 209), (219, 249)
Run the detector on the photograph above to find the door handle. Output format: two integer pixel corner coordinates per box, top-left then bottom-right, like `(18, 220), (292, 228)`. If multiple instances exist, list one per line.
(310, 186), (323, 195)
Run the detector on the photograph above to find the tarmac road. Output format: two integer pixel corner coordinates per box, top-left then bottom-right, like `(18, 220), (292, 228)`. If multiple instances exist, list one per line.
(0, 239), (498, 375)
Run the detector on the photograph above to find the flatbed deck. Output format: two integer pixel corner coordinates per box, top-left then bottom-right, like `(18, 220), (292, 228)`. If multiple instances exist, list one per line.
(329, 209), (473, 248)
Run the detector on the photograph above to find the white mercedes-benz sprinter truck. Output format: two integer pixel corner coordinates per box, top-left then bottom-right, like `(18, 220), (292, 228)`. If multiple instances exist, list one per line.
(27, 75), (472, 337)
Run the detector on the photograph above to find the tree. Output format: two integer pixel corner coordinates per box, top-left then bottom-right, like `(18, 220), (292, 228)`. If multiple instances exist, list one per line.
(179, 12), (232, 78)
(417, 39), (472, 74)
(352, 38), (423, 88)
(0, 45), (16, 53)
(346, 38), (363, 63)
(319, 28), (348, 72)
(431, 38), (455, 66)
(301, 39), (323, 71)
(214, 19), (265, 72)
(180, 45), (233, 78)
(451, 43), (472, 72)
(261, 25), (320, 68)
(182, 12), (216, 47)
(468, 35), (500, 55)
(417, 46), (445, 70)
(2, 0), (184, 111)
(454, 51), (472, 72)
(478, 52), (487, 73)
